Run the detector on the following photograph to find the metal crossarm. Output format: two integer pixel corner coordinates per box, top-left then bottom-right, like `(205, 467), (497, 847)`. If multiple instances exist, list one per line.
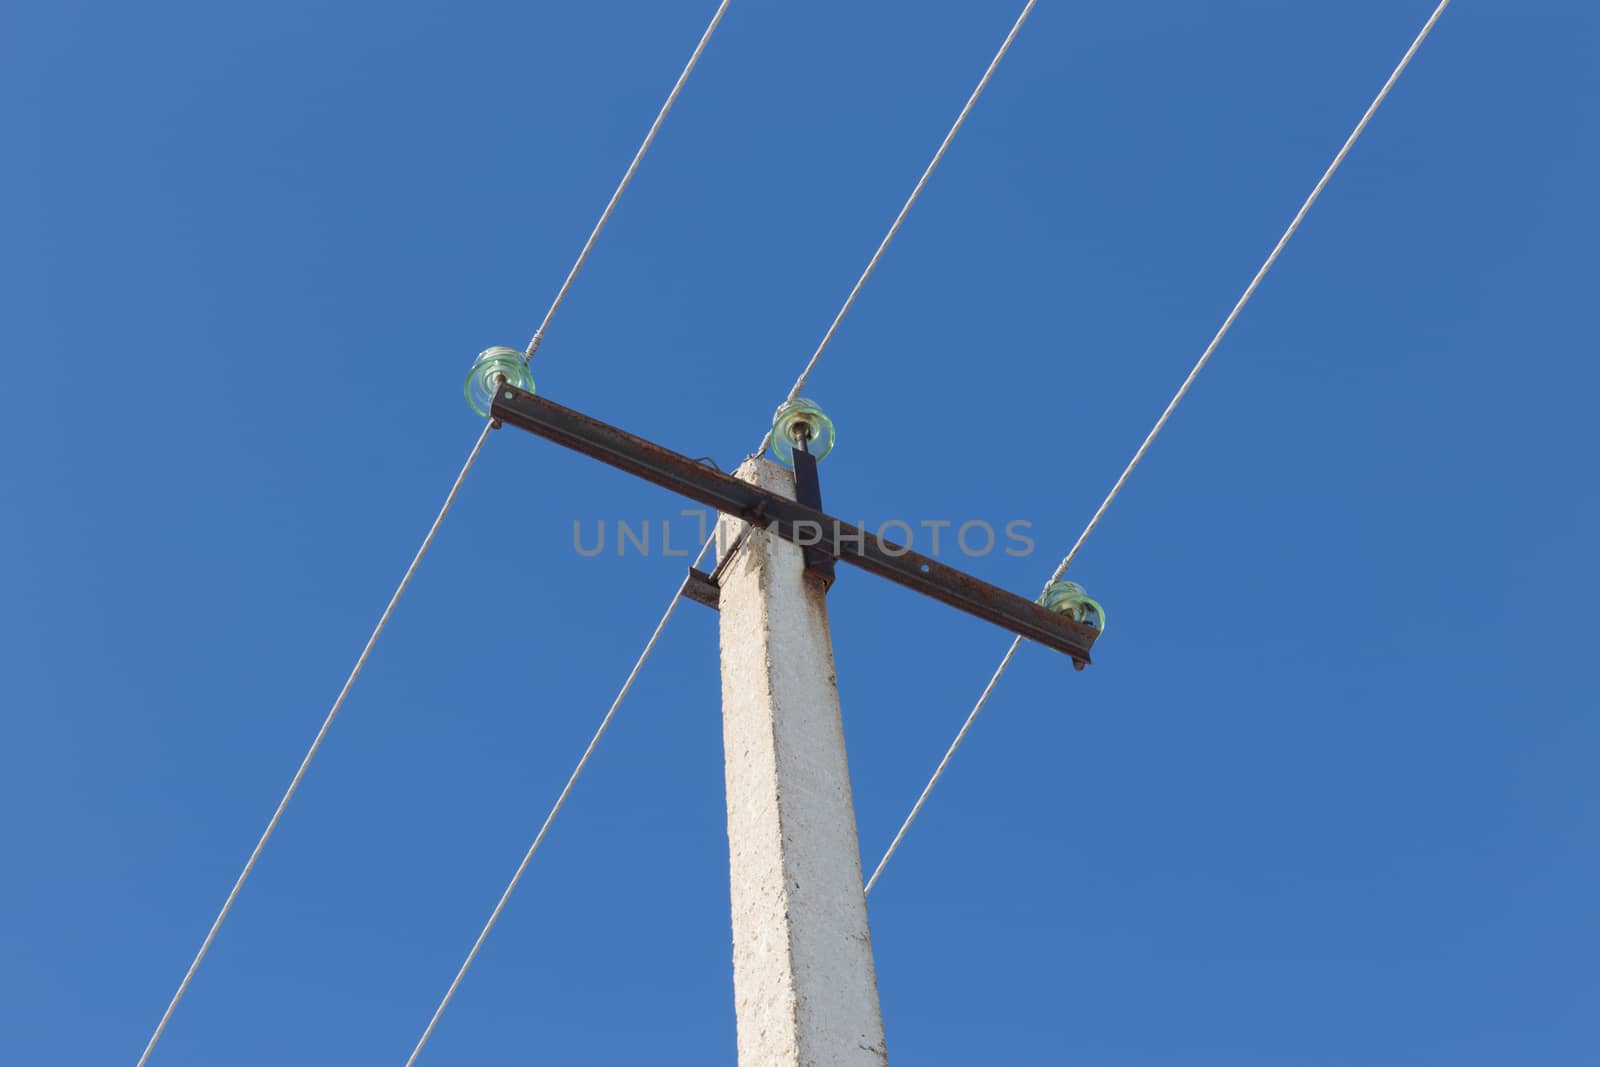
(490, 384), (1098, 666)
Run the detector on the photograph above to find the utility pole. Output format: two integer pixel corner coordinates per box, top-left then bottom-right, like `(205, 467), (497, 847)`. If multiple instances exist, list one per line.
(483, 376), (1103, 1066)
(715, 455), (886, 1065)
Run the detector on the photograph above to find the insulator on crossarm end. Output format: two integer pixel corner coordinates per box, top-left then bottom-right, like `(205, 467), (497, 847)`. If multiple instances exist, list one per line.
(1040, 580), (1105, 634)
(465, 346), (534, 417)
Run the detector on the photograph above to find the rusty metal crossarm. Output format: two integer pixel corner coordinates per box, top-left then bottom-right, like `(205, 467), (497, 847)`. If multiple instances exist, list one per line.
(490, 385), (1097, 665)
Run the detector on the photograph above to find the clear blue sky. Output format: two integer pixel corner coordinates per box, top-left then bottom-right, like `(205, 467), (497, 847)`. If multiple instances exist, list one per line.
(4, 1), (1597, 1063)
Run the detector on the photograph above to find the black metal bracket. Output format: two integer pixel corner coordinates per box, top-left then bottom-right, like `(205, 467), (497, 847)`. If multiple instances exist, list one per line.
(790, 442), (836, 589)
(681, 526), (750, 612)
(682, 567), (721, 610)
(489, 385), (1097, 666)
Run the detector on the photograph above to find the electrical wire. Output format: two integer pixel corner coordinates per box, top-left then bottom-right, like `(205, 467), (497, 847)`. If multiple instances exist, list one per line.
(136, 420), (495, 1067)
(138, 4), (734, 1059)
(525, 0), (733, 360)
(864, 0), (1456, 898)
(402, 536), (715, 1067)
(757, 0), (1038, 457)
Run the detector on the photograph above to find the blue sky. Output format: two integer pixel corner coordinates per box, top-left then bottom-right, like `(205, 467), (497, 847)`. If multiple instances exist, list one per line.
(4, 1), (1598, 1063)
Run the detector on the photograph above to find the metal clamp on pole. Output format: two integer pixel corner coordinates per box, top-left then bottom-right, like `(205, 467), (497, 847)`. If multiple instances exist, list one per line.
(789, 436), (836, 590)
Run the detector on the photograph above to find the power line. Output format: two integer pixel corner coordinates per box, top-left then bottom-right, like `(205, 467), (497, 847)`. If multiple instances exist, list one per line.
(138, 5), (732, 1059)
(137, 420), (495, 1067)
(865, 635), (1019, 896)
(864, 0), (1455, 898)
(403, 538), (714, 1066)
(763, 0), (1038, 450)
(525, 0), (733, 360)
(407, 2), (1043, 1052)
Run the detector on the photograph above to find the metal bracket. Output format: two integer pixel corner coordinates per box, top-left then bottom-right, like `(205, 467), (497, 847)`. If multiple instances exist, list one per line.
(489, 385), (1097, 665)
(683, 568), (721, 610)
(681, 527), (752, 612)
(790, 443), (836, 590)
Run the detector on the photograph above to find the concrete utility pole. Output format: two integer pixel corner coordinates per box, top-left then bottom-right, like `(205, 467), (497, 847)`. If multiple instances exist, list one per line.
(485, 384), (1102, 1065)
(715, 458), (887, 1066)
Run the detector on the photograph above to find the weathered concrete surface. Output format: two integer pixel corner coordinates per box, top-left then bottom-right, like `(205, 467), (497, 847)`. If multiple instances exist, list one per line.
(717, 457), (888, 1067)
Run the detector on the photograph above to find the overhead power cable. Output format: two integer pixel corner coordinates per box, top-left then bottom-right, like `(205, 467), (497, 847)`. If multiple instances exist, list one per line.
(406, 1), (1041, 1055)
(402, 540), (714, 1066)
(864, 0), (1456, 898)
(760, 0), (1039, 454)
(525, 1), (733, 359)
(136, 421), (494, 1067)
(137, 4), (728, 1061)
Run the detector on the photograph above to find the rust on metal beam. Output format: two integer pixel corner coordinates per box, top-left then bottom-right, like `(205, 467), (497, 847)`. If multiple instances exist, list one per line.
(683, 567), (721, 610)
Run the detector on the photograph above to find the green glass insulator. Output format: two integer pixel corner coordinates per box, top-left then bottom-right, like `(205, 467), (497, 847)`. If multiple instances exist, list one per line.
(1039, 580), (1105, 633)
(769, 397), (835, 466)
(465, 346), (534, 417)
